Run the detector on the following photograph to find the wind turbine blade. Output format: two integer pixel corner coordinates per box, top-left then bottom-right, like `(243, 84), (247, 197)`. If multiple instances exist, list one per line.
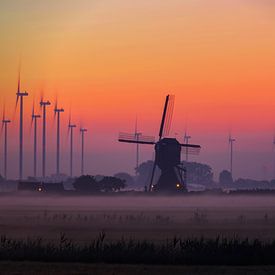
(31, 103), (34, 129)
(15, 62), (21, 109)
(2, 103), (5, 121)
(40, 89), (44, 110)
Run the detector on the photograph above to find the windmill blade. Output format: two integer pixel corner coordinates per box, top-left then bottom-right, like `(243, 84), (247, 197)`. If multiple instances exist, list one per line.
(180, 143), (201, 155)
(163, 95), (174, 137)
(158, 94), (175, 140)
(118, 132), (155, 144)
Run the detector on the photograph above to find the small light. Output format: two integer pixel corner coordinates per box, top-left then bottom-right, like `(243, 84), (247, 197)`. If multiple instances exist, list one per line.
(38, 187), (42, 192)
(176, 183), (180, 188)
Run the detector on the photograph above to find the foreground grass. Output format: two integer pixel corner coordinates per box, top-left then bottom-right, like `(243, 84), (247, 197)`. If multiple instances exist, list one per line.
(0, 233), (275, 265)
(0, 262), (275, 275)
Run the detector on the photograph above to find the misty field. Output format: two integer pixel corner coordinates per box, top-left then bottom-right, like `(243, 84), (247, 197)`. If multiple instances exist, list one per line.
(0, 194), (274, 242)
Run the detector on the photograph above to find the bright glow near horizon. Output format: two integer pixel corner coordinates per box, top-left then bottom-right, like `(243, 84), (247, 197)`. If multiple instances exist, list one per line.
(0, 0), (275, 180)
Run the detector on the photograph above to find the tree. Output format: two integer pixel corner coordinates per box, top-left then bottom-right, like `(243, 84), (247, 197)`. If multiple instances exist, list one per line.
(182, 161), (214, 185)
(73, 175), (100, 193)
(114, 172), (135, 186)
(100, 176), (126, 192)
(219, 170), (233, 185)
(136, 160), (160, 186)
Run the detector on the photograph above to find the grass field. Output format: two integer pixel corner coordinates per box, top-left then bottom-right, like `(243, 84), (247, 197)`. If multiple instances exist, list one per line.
(0, 194), (274, 243)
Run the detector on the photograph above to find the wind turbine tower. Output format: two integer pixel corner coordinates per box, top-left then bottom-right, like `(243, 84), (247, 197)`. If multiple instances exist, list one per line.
(31, 105), (41, 178)
(16, 71), (28, 180)
(229, 135), (236, 177)
(273, 136), (275, 179)
(184, 132), (191, 161)
(40, 99), (51, 178)
(134, 119), (142, 175)
(80, 128), (88, 175)
(54, 102), (64, 176)
(68, 117), (76, 177)
(2, 111), (11, 179)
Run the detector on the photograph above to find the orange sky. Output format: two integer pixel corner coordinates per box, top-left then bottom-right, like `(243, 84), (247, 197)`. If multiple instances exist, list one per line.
(0, 0), (275, 179)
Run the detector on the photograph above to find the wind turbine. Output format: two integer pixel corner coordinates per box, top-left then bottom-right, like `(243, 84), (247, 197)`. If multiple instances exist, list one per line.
(2, 107), (11, 179)
(134, 118), (142, 175)
(229, 134), (236, 177)
(16, 68), (28, 180)
(183, 132), (191, 161)
(68, 113), (76, 177)
(80, 128), (88, 175)
(31, 103), (41, 178)
(40, 96), (51, 178)
(54, 100), (64, 176)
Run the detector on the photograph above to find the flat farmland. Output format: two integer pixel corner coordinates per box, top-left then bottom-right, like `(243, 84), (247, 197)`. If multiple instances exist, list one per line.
(0, 194), (274, 243)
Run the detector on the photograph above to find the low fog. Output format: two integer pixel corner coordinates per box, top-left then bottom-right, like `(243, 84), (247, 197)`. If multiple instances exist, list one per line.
(0, 195), (274, 242)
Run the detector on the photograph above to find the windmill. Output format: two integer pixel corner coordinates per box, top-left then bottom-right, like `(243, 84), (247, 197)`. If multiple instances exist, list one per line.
(54, 100), (64, 176)
(40, 96), (51, 178)
(68, 113), (76, 177)
(15, 68), (28, 180)
(2, 107), (11, 179)
(183, 132), (191, 161)
(119, 95), (201, 192)
(31, 103), (41, 178)
(80, 128), (88, 175)
(229, 134), (236, 177)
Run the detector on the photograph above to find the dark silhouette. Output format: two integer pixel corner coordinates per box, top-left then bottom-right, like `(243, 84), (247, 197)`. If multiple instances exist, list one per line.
(114, 172), (134, 186)
(73, 175), (100, 193)
(99, 176), (126, 192)
(219, 170), (233, 185)
(136, 160), (213, 187)
(73, 175), (126, 193)
(119, 95), (201, 192)
(136, 160), (160, 187)
(182, 161), (214, 185)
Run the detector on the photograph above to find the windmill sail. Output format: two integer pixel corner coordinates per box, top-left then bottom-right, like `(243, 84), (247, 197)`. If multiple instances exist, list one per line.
(158, 94), (175, 139)
(119, 132), (155, 145)
(181, 143), (201, 155)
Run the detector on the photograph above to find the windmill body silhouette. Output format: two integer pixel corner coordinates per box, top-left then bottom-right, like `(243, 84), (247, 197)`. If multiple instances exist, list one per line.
(40, 99), (51, 178)
(54, 104), (64, 176)
(2, 112), (11, 179)
(68, 117), (76, 177)
(80, 128), (87, 175)
(31, 109), (41, 178)
(119, 95), (201, 192)
(16, 72), (28, 180)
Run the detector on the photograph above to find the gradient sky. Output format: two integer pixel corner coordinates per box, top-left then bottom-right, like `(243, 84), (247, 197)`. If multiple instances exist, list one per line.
(0, 0), (275, 180)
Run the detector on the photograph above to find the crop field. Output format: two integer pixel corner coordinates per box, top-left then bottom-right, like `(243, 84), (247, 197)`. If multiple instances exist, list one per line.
(0, 194), (274, 243)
